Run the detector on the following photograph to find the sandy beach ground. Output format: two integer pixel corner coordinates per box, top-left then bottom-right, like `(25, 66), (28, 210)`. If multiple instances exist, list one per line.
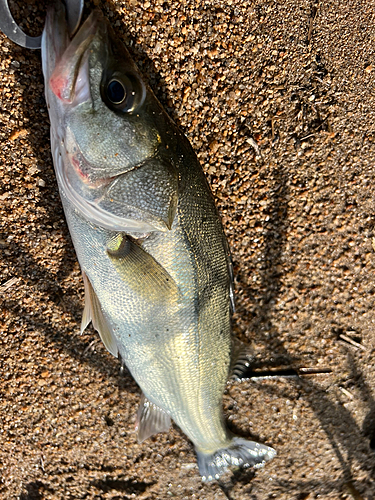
(1, 0), (375, 498)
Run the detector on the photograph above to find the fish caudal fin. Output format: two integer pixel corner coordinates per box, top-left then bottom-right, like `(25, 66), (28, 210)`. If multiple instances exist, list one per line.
(196, 438), (276, 481)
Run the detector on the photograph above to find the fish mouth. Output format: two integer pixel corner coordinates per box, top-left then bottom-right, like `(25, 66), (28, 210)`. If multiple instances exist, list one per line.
(48, 9), (103, 105)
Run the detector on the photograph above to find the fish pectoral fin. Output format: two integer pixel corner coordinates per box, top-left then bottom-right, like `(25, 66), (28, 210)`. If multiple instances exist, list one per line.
(107, 234), (180, 303)
(229, 338), (254, 380)
(81, 271), (118, 358)
(136, 393), (171, 443)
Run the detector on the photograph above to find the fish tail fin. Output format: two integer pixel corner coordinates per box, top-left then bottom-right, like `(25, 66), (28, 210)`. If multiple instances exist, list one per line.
(196, 437), (276, 481)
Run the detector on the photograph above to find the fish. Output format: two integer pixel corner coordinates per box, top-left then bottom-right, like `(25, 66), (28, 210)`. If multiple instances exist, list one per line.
(41, 1), (276, 481)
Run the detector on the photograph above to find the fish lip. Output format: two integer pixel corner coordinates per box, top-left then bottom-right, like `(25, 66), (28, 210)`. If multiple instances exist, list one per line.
(48, 9), (105, 104)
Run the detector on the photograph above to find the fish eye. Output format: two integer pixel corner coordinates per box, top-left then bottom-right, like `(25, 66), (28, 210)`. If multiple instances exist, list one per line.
(102, 71), (146, 113)
(106, 79), (127, 105)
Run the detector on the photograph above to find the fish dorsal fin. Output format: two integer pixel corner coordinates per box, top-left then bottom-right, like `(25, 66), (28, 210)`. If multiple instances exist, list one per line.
(136, 393), (171, 443)
(223, 236), (235, 313)
(229, 338), (254, 380)
(106, 234), (180, 303)
(81, 271), (118, 357)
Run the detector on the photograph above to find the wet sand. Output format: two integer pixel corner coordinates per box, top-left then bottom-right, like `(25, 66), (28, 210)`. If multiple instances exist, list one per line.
(1, 0), (375, 498)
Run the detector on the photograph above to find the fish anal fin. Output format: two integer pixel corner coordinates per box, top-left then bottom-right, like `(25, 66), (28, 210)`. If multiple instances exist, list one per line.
(81, 271), (118, 358)
(229, 338), (254, 380)
(136, 393), (171, 443)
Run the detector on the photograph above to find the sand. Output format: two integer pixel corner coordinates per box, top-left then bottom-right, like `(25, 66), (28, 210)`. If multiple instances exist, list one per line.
(1, 0), (375, 498)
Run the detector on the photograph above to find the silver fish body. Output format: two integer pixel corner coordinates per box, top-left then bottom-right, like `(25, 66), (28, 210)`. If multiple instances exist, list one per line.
(41, 2), (275, 480)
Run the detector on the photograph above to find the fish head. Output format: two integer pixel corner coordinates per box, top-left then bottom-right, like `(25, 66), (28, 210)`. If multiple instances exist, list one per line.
(42, 3), (178, 233)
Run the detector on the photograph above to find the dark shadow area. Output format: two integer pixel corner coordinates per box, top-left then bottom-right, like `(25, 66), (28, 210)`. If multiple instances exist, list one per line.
(19, 481), (53, 500)
(230, 114), (374, 495)
(235, 164), (374, 491)
(218, 468), (256, 500)
(255, 164), (290, 334)
(238, 166), (374, 491)
(90, 477), (155, 495)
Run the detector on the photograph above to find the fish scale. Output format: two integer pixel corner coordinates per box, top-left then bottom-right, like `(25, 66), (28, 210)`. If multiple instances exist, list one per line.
(42, 0), (275, 480)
